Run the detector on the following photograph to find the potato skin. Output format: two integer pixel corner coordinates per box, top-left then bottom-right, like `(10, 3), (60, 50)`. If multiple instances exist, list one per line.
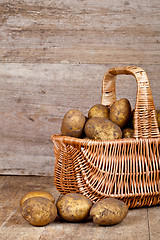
(21, 197), (57, 226)
(122, 128), (134, 138)
(84, 117), (122, 140)
(88, 104), (109, 119)
(61, 109), (86, 138)
(90, 198), (128, 226)
(109, 98), (131, 128)
(20, 191), (55, 205)
(56, 193), (92, 222)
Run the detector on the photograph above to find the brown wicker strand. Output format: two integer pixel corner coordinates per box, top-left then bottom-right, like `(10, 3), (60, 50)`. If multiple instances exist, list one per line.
(101, 66), (160, 138)
(51, 66), (160, 208)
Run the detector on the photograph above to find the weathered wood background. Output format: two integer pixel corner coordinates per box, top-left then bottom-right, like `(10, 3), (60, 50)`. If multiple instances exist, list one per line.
(0, 0), (160, 176)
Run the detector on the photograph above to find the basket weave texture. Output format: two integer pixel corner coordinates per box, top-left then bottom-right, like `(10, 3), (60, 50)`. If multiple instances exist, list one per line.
(51, 66), (160, 208)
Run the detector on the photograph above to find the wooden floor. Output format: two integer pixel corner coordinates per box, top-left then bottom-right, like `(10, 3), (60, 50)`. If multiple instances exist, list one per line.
(0, 176), (159, 240)
(1, 0), (160, 177)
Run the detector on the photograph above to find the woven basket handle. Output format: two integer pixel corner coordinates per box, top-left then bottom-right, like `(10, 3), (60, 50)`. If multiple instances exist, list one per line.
(101, 66), (160, 138)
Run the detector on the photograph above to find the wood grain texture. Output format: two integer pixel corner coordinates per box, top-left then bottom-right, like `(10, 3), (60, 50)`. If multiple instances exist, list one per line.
(148, 207), (160, 240)
(0, 0), (160, 175)
(0, 0), (160, 64)
(0, 63), (160, 175)
(0, 176), (160, 240)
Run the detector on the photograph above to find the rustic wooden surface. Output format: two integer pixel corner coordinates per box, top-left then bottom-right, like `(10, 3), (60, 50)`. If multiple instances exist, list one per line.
(0, 176), (159, 240)
(0, 0), (160, 65)
(0, 0), (160, 175)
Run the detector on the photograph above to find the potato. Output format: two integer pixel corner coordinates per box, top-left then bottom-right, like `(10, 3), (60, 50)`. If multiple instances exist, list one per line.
(88, 104), (109, 119)
(122, 128), (134, 138)
(20, 197), (57, 226)
(56, 193), (92, 222)
(61, 109), (86, 138)
(90, 198), (128, 226)
(20, 191), (55, 205)
(109, 98), (131, 128)
(84, 117), (122, 140)
(156, 110), (160, 128)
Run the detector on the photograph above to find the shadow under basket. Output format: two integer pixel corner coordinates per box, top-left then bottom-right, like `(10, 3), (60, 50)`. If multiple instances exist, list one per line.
(51, 66), (160, 208)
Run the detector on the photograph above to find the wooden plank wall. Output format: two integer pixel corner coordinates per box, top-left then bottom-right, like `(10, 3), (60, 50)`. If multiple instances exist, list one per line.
(0, 0), (160, 176)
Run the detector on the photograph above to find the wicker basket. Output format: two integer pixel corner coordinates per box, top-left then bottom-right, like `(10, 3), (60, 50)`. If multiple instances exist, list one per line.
(51, 66), (160, 208)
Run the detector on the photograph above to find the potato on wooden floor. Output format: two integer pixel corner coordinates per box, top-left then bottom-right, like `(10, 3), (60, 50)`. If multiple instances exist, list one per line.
(20, 191), (55, 205)
(90, 198), (128, 226)
(20, 197), (57, 226)
(84, 117), (122, 140)
(109, 98), (131, 128)
(56, 193), (92, 222)
(61, 109), (86, 138)
(88, 104), (109, 119)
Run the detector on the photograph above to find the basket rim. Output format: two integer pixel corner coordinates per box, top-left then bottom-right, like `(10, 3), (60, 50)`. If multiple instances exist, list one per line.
(51, 134), (160, 145)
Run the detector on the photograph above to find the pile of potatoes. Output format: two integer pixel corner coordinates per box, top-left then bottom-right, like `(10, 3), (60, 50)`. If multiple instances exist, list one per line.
(61, 98), (133, 141)
(20, 191), (128, 226)
(61, 98), (160, 140)
(61, 98), (132, 140)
